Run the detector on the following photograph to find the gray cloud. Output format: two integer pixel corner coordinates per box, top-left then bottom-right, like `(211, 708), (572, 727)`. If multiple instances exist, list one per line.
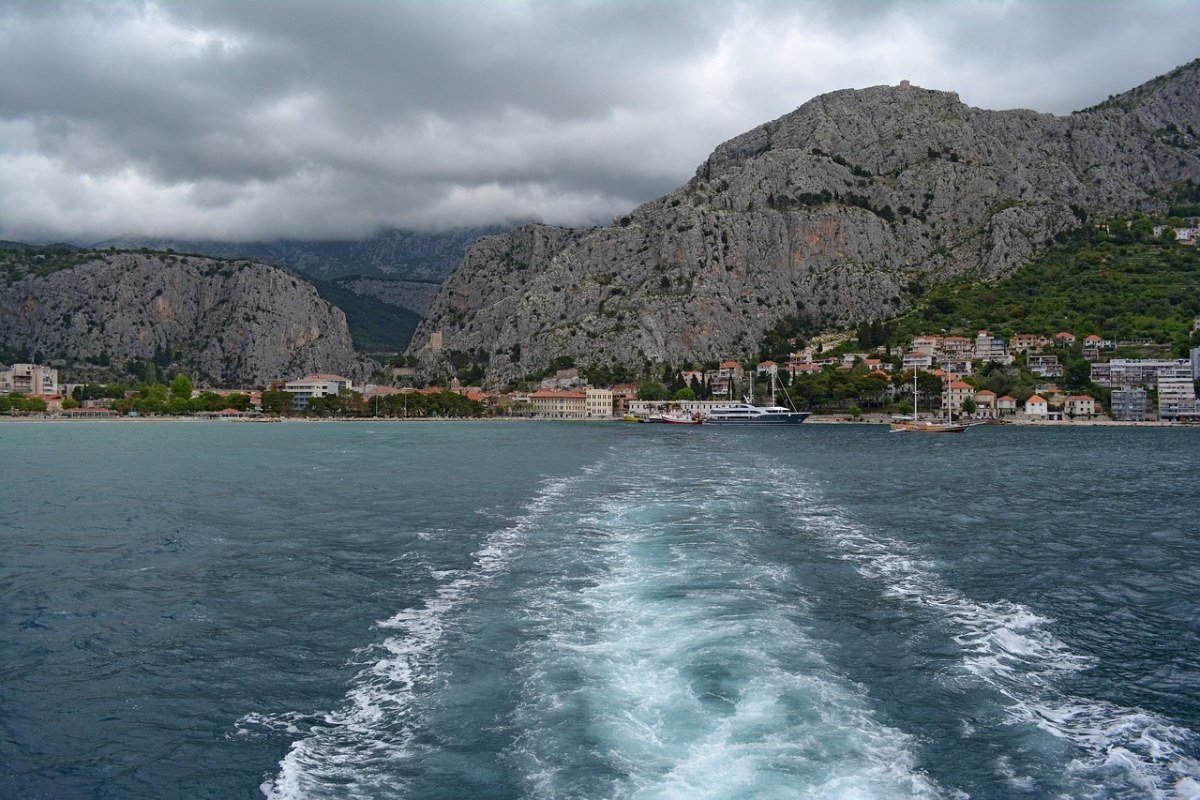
(1, 0), (1196, 243)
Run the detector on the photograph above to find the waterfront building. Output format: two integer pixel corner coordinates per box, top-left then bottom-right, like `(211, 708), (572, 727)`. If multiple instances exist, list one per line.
(585, 386), (614, 418)
(997, 395), (1017, 416)
(1024, 395), (1049, 418)
(283, 374), (353, 410)
(1157, 373), (1200, 421)
(529, 389), (588, 418)
(1064, 395), (1097, 418)
(0, 363), (59, 396)
(1110, 387), (1148, 421)
(944, 380), (975, 415)
(973, 389), (997, 418)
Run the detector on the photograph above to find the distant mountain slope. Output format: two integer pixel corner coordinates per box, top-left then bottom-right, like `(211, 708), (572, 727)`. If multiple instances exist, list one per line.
(94, 226), (505, 282)
(0, 249), (367, 386)
(310, 278), (422, 354)
(408, 61), (1200, 386)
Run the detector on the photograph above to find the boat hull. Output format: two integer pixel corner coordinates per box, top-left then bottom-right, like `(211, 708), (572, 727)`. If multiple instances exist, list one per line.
(706, 416), (810, 424)
(889, 420), (968, 433)
(705, 404), (811, 425)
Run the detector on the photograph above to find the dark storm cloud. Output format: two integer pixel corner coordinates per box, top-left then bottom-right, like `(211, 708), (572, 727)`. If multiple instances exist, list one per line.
(1, 0), (1196, 243)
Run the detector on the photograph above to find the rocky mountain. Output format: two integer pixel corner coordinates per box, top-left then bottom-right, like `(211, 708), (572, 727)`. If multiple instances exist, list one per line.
(409, 60), (1200, 387)
(0, 249), (368, 386)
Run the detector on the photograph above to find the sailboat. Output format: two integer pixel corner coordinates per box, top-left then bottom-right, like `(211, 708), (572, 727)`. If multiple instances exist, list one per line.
(890, 370), (968, 433)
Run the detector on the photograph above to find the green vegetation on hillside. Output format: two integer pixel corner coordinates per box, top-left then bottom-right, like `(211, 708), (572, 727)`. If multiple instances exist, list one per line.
(310, 279), (421, 354)
(1, 241), (89, 284)
(896, 221), (1200, 353)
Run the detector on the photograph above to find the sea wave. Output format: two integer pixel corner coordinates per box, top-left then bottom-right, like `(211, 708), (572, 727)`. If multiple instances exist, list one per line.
(254, 470), (589, 799)
(773, 469), (1200, 799)
(506, 462), (946, 799)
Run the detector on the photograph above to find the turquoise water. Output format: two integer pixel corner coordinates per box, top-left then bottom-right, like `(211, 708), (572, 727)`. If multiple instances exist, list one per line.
(1, 421), (1198, 799)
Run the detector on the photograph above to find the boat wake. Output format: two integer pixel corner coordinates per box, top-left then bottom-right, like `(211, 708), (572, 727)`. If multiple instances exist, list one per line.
(251, 470), (589, 799)
(773, 470), (1200, 799)
(505, 462), (944, 799)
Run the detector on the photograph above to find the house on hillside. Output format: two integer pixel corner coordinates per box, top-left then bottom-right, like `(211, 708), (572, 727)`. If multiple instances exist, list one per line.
(1009, 334), (1047, 354)
(1053, 332), (1076, 348)
(902, 351), (934, 370)
(1027, 355), (1063, 378)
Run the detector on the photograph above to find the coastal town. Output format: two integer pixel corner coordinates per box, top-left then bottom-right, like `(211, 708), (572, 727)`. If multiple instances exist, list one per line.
(4, 327), (1199, 424)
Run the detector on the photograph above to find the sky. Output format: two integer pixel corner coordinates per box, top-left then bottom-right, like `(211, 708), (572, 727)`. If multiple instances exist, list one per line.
(1, 1), (1197, 244)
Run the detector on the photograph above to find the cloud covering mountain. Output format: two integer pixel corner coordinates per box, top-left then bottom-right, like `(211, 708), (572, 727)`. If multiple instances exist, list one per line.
(2, 0), (1197, 243)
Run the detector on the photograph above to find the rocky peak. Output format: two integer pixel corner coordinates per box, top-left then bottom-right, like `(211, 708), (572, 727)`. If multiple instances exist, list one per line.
(408, 62), (1200, 387)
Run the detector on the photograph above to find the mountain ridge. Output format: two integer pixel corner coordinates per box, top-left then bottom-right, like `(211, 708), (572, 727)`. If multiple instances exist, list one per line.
(407, 61), (1200, 386)
(0, 250), (368, 386)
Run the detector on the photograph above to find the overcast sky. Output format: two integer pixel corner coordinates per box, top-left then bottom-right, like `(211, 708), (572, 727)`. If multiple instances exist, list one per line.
(1, 1), (1196, 244)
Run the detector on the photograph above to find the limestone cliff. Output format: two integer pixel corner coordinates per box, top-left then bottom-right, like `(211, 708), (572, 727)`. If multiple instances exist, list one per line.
(0, 251), (366, 386)
(409, 60), (1200, 386)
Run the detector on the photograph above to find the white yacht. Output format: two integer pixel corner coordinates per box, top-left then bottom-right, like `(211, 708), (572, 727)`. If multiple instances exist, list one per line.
(704, 402), (811, 425)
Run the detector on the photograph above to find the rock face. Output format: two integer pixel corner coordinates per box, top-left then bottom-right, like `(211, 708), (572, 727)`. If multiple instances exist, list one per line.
(409, 61), (1200, 386)
(0, 252), (365, 386)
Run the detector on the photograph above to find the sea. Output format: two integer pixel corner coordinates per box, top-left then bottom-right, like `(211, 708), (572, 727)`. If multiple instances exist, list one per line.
(1, 420), (1198, 800)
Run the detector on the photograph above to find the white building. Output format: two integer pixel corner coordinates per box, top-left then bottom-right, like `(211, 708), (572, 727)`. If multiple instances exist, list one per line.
(284, 374), (354, 409)
(1158, 373), (1200, 421)
(1027, 355), (1063, 378)
(973, 331), (1012, 364)
(1091, 358), (1192, 389)
(1064, 395), (1097, 418)
(0, 363), (59, 396)
(585, 386), (614, 418)
(902, 351), (934, 370)
(944, 380), (975, 415)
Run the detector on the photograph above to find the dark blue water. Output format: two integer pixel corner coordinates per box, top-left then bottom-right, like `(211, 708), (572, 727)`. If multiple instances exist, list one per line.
(2, 420), (1198, 799)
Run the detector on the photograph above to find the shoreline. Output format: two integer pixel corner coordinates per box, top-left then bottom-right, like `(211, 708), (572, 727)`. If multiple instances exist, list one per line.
(0, 413), (1193, 428)
(804, 413), (1186, 427)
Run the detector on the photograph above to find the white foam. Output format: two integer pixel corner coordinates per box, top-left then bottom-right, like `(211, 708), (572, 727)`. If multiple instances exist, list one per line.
(257, 471), (587, 799)
(507, 463), (946, 799)
(772, 472), (1200, 798)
